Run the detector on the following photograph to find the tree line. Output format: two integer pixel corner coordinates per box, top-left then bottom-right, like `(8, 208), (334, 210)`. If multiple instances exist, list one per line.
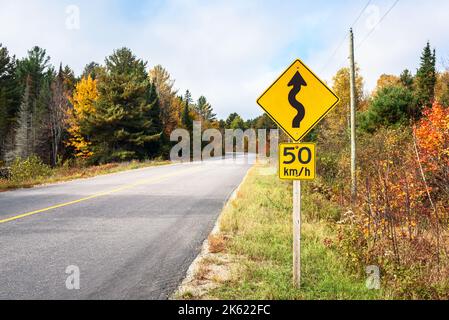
(0, 45), (272, 167)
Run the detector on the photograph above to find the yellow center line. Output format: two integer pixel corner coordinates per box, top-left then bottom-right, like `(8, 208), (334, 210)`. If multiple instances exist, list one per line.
(0, 166), (202, 225)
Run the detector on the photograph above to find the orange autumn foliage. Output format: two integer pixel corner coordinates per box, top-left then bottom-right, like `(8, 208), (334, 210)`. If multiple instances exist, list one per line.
(414, 102), (449, 207)
(415, 102), (449, 173)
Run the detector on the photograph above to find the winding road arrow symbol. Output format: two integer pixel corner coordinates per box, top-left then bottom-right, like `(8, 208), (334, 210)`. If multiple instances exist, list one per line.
(288, 71), (307, 129)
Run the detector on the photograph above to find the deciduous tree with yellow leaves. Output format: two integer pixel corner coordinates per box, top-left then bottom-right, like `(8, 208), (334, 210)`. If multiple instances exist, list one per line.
(66, 75), (98, 159)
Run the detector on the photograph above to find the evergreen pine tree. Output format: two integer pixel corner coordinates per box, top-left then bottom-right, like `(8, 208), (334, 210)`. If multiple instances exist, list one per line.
(82, 62), (101, 80)
(62, 65), (76, 94)
(400, 69), (414, 90)
(12, 46), (53, 163)
(16, 46), (50, 102)
(225, 113), (239, 128)
(181, 90), (193, 131)
(195, 96), (216, 122)
(34, 73), (54, 163)
(146, 82), (163, 157)
(0, 44), (21, 161)
(86, 48), (162, 162)
(415, 42), (437, 113)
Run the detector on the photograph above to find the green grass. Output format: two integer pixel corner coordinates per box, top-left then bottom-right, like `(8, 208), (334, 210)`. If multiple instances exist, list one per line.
(0, 160), (169, 192)
(210, 165), (386, 300)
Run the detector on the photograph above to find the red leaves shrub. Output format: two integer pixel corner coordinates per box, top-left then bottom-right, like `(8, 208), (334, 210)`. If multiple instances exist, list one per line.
(415, 102), (449, 203)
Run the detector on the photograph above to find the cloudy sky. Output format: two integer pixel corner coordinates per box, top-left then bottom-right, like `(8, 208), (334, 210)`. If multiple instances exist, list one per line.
(1, 0), (448, 119)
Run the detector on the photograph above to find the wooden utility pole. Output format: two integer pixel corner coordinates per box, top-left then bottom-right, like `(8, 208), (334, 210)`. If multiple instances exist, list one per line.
(293, 180), (301, 288)
(349, 28), (357, 203)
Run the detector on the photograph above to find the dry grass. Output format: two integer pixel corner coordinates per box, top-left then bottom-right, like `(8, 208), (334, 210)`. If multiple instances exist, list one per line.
(0, 160), (169, 192)
(196, 264), (211, 281)
(208, 234), (227, 254)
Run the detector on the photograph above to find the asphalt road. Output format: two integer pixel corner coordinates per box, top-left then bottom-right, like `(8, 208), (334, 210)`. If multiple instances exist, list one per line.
(0, 156), (252, 300)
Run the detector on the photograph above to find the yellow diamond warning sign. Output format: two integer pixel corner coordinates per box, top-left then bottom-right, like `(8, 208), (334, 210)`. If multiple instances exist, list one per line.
(257, 59), (340, 142)
(279, 143), (316, 181)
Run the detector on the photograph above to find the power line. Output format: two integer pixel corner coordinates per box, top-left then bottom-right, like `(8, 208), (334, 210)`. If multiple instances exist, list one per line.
(356, 0), (400, 50)
(320, 0), (372, 73)
(331, 0), (400, 69)
(351, 0), (373, 28)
